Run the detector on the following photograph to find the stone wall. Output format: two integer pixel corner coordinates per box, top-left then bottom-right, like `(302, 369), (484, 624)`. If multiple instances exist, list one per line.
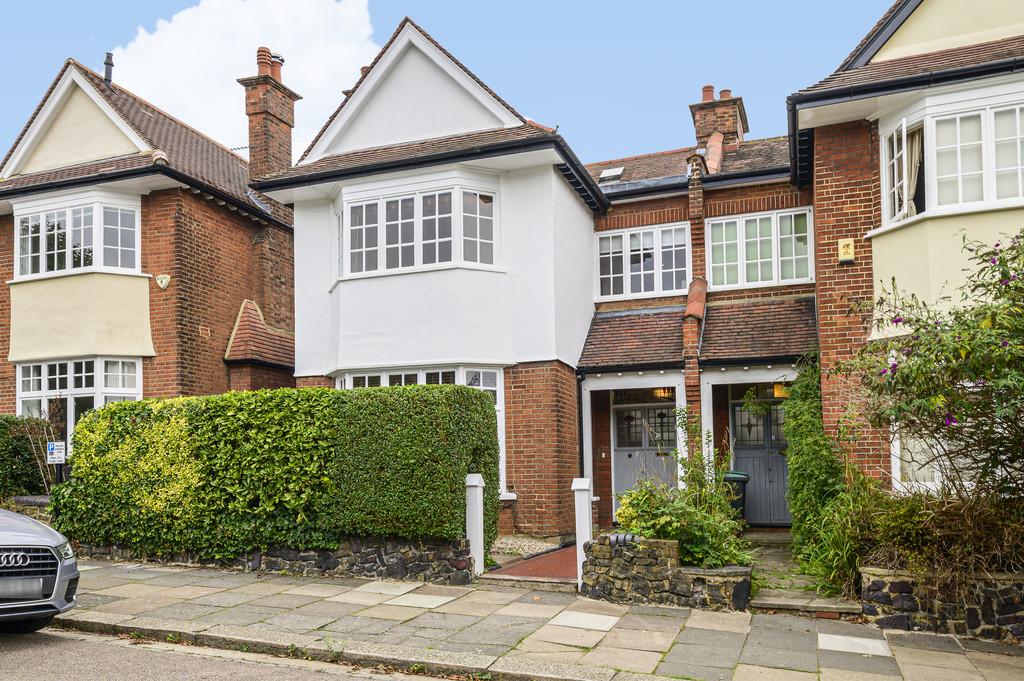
(9, 496), (51, 524)
(861, 567), (1024, 641)
(76, 537), (474, 586)
(581, 535), (751, 610)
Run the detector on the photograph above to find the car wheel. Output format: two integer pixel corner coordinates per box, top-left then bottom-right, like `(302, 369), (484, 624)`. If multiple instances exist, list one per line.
(0, 616), (55, 634)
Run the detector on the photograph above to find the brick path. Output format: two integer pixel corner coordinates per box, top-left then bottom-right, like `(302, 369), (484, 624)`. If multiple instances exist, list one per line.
(57, 560), (1023, 681)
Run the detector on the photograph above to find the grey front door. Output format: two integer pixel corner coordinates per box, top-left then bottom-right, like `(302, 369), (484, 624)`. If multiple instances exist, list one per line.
(612, 406), (677, 514)
(731, 402), (790, 526)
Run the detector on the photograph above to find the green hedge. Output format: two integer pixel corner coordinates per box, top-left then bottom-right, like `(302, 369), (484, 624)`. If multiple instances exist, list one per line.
(782, 361), (844, 552)
(51, 386), (499, 560)
(0, 415), (47, 499)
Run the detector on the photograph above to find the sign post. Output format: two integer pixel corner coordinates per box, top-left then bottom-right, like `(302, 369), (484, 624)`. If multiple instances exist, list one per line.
(47, 441), (67, 484)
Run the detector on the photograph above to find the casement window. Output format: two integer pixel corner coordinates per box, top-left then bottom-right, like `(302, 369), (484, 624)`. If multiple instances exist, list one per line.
(350, 374), (382, 388)
(16, 357), (142, 445)
(341, 185), (497, 277)
(462, 191), (494, 265)
(994, 106), (1024, 200)
(934, 113), (983, 206)
(15, 201), (137, 279)
(424, 369), (457, 385)
(707, 209), (813, 289)
(596, 223), (691, 300)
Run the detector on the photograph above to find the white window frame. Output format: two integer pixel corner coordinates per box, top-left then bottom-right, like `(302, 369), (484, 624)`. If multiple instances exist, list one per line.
(875, 82), (1024, 234)
(594, 222), (692, 301)
(16, 356), (143, 449)
(338, 173), (500, 280)
(890, 425), (943, 493)
(705, 208), (815, 291)
(335, 365), (511, 498)
(12, 189), (142, 282)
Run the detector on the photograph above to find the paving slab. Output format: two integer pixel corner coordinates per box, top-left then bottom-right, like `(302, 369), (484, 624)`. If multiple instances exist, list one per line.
(384, 592), (456, 609)
(579, 645), (662, 674)
(262, 611), (337, 632)
(460, 588), (525, 604)
(516, 637), (592, 654)
(321, 615), (400, 635)
(548, 610), (620, 631)
(614, 612), (687, 632)
(744, 627), (817, 655)
(351, 581), (421, 596)
(231, 581), (296, 595)
(245, 593), (322, 609)
(143, 601), (224, 621)
(406, 611), (480, 631)
(602, 627), (675, 652)
(960, 639), (1024, 656)
(886, 631), (964, 653)
(819, 670), (906, 681)
(155, 585), (226, 600)
(356, 604), (427, 621)
(415, 584), (473, 597)
(282, 583), (352, 597)
(656, 659), (735, 681)
(433, 596), (505, 616)
(496, 602), (566, 619)
(815, 618), (887, 639)
(428, 638), (511, 656)
(967, 650), (1024, 681)
(528, 623), (608, 648)
(120, 615), (215, 637)
(739, 641), (818, 672)
(732, 664), (818, 680)
(92, 596), (182, 616)
(190, 590), (264, 607)
(291, 599), (364, 619)
(750, 613), (816, 632)
(818, 632), (893, 657)
(564, 599), (629, 617)
(891, 646), (978, 671)
(340, 639), (498, 675)
(516, 590), (581, 606)
(508, 649), (588, 665)
(817, 649), (902, 676)
(194, 604), (288, 626)
(195, 624), (319, 654)
(489, 655), (617, 681)
(326, 590), (394, 606)
(686, 609), (752, 633)
(92, 583), (175, 599)
(448, 614), (546, 646)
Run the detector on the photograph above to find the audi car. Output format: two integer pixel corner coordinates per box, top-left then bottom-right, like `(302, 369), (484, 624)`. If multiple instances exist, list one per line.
(0, 508), (79, 633)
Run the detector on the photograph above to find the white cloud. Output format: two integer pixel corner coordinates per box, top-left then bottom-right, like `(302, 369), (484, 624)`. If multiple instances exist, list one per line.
(111, 0), (380, 158)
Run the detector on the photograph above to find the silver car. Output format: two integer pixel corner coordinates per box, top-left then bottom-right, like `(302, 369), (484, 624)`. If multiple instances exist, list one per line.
(0, 508), (79, 633)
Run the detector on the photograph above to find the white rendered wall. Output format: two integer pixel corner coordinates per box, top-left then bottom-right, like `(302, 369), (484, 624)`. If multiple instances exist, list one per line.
(552, 168), (598, 365)
(292, 199), (338, 377)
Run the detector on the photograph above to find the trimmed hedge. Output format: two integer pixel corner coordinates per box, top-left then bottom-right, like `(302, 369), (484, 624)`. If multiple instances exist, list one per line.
(0, 415), (47, 499)
(51, 386), (499, 560)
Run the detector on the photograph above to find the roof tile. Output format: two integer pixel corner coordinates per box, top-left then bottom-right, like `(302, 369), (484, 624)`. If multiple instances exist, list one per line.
(700, 296), (817, 363)
(579, 308), (684, 369)
(225, 300), (295, 368)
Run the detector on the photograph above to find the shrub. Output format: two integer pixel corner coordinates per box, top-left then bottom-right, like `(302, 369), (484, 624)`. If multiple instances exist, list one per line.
(0, 416), (49, 499)
(781, 360), (844, 553)
(51, 386), (499, 560)
(616, 412), (751, 568)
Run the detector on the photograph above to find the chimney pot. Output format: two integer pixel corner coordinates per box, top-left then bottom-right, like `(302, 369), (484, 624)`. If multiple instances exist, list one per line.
(256, 46), (273, 77)
(103, 52), (114, 85)
(701, 84), (714, 102)
(270, 53), (284, 82)
(719, 88), (732, 100)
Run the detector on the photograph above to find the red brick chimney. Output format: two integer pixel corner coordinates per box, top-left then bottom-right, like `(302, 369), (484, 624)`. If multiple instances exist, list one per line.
(689, 85), (748, 149)
(238, 47), (302, 181)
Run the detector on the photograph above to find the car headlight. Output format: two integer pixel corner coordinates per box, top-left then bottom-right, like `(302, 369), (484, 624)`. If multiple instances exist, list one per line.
(56, 541), (76, 561)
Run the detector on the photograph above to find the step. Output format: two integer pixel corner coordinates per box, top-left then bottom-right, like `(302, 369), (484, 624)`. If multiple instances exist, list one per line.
(477, 573), (577, 593)
(750, 589), (861, 618)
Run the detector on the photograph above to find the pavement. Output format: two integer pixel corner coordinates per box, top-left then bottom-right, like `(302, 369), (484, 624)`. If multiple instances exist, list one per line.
(50, 559), (1024, 681)
(0, 628), (444, 680)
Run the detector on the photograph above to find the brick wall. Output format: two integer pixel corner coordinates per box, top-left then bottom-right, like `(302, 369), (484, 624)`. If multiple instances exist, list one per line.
(0, 215), (15, 413)
(590, 390), (613, 528)
(141, 188), (294, 398)
(812, 120), (889, 478)
(296, 376), (334, 388)
(690, 97), (745, 147)
(227, 363), (295, 391)
(503, 360), (579, 538)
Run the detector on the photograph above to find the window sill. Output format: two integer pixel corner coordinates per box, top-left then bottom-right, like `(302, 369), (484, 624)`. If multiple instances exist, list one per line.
(706, 277), (815, 293)
(330, 262), (506, 289)
(868, 198), (1024, 239)
(8, 269), (149, 285)
(499, 492), (518, 501)
(595, 290), (688, 304)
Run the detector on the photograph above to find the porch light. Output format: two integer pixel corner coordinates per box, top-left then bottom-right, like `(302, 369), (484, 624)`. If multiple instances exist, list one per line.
(652, 388), (674, 400)
(773, 383), (791, 398)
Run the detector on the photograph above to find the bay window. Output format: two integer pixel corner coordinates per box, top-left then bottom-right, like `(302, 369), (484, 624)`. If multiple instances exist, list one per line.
(596, 223), (691, 300)
(994, 106), (1024, 200)
(935, 113), (983, 206)
(340, 183), (497, 277)
(15, 198), (137, 279)
(707, 209), (813, 289)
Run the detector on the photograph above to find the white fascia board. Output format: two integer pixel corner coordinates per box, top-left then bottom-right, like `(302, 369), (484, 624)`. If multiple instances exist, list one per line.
(303, 23), (521, 164)
(1, 68), (150, 179)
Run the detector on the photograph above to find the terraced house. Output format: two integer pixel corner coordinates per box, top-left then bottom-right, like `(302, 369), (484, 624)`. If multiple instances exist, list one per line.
(257, 1), (1024, 539)
(0, 55), (296, 451)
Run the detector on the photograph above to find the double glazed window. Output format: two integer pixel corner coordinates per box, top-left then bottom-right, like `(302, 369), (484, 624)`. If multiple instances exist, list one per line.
(597, 224), (690, 299)
(17, 357), (141, 427)
(343, 365), (500, 406)
(883, 100), (1024, 227)
(707, 210), (812, 289)
(343, 188), (496, 276)
(17, 203), (137, 277)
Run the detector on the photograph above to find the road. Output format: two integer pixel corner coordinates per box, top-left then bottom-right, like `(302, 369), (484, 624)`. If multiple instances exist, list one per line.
(0, 629), (441, 680)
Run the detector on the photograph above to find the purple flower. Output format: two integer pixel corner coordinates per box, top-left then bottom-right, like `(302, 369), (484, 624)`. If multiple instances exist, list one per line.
(1002, 279), (1010, 286)
(892, 316), (904, 325)
(879, 368), (888, 376)
(1002, 340), (1010, 348)
(890, 362), (899, 373)
(944, 413), (958, 427)
(991, 257), (999, 264)
(995, 241), (1002, 249)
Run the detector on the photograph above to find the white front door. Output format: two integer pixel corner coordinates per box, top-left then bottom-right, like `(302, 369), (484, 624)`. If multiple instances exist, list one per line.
(612, 405), (677, 514)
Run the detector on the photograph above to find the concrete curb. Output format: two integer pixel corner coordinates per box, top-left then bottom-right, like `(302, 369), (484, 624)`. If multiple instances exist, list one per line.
(53, 612), (647, 681)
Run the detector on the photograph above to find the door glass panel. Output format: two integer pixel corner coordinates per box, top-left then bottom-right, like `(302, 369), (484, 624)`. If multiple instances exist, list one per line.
(646, 407), (676, 451)
(615, 408), (644, 448)
(770, 404), (786, 445)
(733, 405), (764, 446)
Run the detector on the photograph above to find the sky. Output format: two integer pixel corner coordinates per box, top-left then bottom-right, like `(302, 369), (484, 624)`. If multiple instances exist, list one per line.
(1, 0), (894, 165)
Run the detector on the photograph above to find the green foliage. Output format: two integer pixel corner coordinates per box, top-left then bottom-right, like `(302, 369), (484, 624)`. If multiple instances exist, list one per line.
(782, 361), (844, 552)
(843, 230), (1024, 493)
(616, 411), (751, 568)
(0, 415), (48, 499)
(799, 471), (879, 597)
(51, 386), (499, 559)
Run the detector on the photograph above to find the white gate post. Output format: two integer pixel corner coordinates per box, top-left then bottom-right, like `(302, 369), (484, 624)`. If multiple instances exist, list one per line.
(465, 474), (485, 576)
(572, 477), (593, 591)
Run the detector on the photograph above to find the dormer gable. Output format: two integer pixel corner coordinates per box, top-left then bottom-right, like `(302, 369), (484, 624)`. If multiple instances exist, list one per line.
(301, 18), (524, 164)
(1, 63), (149, 179)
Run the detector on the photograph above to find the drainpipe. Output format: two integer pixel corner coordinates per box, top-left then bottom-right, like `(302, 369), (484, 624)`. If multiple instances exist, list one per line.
(576, 372), (586, 476)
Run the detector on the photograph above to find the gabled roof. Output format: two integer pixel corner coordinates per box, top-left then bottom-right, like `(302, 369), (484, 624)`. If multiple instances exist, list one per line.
(224, 299), (295, 369)
(578, 307), (685, 371)
(835, 0), (920, 71)
(0, 60), (281, 224)
(300, 17), (525, 164)
(699, 296), (817, 365)
(719, 136), (789, 175)
(586, 147), (694, 185)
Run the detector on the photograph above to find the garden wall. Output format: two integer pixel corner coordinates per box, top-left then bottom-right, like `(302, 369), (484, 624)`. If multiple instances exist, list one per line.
(861, 567), (1024, 641)
(76, 537), (474, 585)
(581, 535), (751, 610)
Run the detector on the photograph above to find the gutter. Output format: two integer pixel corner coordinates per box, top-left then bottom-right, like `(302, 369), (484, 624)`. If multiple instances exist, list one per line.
(600, 175), (689, 201)
(576, 360), (684, 375)
(254, 136), (611, 213)
(699, 355), (804, 369)
(702, 167), (790, 189)
(0, 164), (291, 230)
(787, 55), (1024, 184)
